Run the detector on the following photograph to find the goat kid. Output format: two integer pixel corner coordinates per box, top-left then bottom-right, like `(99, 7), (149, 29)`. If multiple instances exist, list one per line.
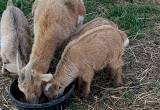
(17, 0), (86, 103)
(0, 0), (32, 75)
(43, 23), (129, 100)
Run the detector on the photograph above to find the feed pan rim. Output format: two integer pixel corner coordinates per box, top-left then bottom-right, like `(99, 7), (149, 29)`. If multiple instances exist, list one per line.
(8, 79), (75, 108)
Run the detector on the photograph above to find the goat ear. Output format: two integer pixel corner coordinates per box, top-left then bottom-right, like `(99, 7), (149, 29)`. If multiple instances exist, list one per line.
(39, 74), (53, 82)
(4, 63), (18, 74)
(44, 83), (53, 92)
(16, 51), (23, 81)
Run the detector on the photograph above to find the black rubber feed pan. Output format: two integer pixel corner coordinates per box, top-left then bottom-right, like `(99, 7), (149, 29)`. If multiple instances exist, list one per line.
(9, 79), (75, 110)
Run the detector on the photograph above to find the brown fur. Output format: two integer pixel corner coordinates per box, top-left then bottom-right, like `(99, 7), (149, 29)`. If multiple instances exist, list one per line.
(77, 17), (118, 33)
(44, 23), (129, 100)
(70, 17), (118, 41)
(18, 0), (86, 104)
(31, 0), (85, 74)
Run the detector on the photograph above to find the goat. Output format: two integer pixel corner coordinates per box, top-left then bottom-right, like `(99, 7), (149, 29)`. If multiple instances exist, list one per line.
(0, 0), (32, 75)
(69, 17), (118, 41)
(43, 23), (129, 100)
(17, 0), (86, 103)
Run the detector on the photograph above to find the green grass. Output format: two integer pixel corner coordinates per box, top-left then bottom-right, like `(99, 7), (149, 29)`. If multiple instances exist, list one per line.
(0, 0), (34, 16)
(0, 0), (160, 37)
(122, 90), (135, 105)
(0, 0), (160, 110)
(66, 101), (87, 110)
(84, 1), (160, 37)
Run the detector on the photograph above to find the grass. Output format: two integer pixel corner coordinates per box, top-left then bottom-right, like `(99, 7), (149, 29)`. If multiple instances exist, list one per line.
(84, 0), (160, 37)
(122, 90), (135, 104)
(0, 0), (34, 16)
(0, 0), (160, 110)
(0, 0), (160, 37)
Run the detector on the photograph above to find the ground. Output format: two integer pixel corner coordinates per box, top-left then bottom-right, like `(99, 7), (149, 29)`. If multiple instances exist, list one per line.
(0, 0), (160, 110)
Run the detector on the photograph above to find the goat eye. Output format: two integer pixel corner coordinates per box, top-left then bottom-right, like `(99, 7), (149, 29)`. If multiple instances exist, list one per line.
(58, 86), (63, 90)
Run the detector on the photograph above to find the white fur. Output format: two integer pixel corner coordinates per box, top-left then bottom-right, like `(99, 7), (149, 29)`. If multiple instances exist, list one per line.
(41, 74), (53, 82)
(124, 38), (129, 48)
(0, 4), (32, 74)
(77, 16), (84, 25)
(45, 83), (52, 91)
(80, 0), (84, 5)
(0, 39), (6, 49)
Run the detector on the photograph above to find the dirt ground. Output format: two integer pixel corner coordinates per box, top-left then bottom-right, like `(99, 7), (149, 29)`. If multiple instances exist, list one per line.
(0, 24), (160, 110)
(0, 1), (160, 110)
(86, 27), (160, 110)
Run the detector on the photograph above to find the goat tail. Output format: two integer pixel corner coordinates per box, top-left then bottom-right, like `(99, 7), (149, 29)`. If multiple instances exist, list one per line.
(7, 0), (14, 7)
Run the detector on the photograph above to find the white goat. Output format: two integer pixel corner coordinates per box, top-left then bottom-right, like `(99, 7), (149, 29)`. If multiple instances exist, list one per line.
(0, 0), (32, 75)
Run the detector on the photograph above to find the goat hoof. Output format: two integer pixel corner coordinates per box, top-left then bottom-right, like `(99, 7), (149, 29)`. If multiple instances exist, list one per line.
(79, 92), (89, 99)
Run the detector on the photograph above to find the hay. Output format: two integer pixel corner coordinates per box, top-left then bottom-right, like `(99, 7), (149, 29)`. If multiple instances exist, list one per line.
(0, 0), (160, 110)
(0, 28), (160, 110)
(70, 26), (160, 110)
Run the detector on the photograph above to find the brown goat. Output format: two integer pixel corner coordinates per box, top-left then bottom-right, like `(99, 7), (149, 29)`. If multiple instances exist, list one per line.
(70, 17), (118, 41)
(0, 0), (32, 75)
(17, 0), (86, 103)
(43, 23), (129, 100)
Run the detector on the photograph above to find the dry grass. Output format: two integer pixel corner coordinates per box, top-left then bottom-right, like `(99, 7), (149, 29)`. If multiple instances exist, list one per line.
(66, 27), (160, 110)
(0, 0), (160, 110)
